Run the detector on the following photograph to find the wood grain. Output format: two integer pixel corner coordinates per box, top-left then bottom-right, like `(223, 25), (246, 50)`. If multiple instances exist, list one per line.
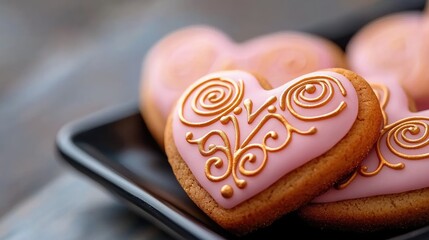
(0, 0), (389, 238)
(0, 173), (173, 239)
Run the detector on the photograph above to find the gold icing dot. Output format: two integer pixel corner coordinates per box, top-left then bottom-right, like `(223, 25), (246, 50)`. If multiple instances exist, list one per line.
(208, 92), (217, 99)
(305, 84), (316, 94)
(236, 179), (247, 189)
(234, 106), (242, 115)
(408, 126), (419, 134)
(185, 132), (193, 140)
(221, 185), (233, 198)
(267, 105), (276, 113)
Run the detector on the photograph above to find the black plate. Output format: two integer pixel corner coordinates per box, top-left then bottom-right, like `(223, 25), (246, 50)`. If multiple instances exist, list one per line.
(56, 102), (429, 240)
(56, 1), (429, 239)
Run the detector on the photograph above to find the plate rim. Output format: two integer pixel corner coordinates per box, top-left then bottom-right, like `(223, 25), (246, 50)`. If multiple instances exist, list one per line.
(55, 101), (429, 240)
(55, 101), (227, 240)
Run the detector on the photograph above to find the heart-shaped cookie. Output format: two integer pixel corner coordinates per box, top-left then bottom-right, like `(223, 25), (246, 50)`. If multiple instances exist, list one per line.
(165, 68), (382, 235)
(140, 25), (346, 146)
(299, 73), (429, 232)
(346, 8), (429, 110)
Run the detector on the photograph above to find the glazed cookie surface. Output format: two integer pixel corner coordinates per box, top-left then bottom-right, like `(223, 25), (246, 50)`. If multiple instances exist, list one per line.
(346, 9), (429, 110)
(299, 73), (429, 232)
(140, 25), (347, 146)
(165, 68), (382, 235)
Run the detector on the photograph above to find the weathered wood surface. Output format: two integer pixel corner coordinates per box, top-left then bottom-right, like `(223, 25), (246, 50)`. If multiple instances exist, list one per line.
(0, 0), (398, 239)
(0, 172), (172, 240)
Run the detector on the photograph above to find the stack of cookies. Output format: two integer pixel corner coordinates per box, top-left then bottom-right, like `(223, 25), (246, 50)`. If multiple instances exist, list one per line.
(138, 5), (429, 236)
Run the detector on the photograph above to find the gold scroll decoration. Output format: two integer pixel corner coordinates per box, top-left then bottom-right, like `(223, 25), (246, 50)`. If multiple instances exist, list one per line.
(336, 83), (429, 189)
(179, 75), (348, 198)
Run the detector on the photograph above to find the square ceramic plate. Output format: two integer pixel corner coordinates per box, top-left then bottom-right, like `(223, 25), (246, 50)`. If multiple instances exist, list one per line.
(56, 102), (429, 240)
(56, 1), (429, 239)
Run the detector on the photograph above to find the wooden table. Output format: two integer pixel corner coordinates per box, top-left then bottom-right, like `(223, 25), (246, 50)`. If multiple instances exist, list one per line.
(1, 0), (417, 239)
(0, 172), (172, 239)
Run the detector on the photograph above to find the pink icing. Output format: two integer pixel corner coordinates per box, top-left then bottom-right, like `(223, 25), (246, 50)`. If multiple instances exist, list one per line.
(142, 25), (345, 125)
(235, 31), (344, 88)
(407, 15), (429, 110)
(142, 26), (234, 119)
(172, 70), (358, 208)
(314, 74), (429, 203)
(346, 11), (429, 110)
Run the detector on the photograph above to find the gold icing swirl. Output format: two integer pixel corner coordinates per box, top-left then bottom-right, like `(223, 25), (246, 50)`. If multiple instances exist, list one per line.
(180, 75), (348, 198)
(381, 117), (429, 159)
(179, 77), (244, 126)
(370, 83), (389, 126)
(360, 117), (429, 177)
(279, 75), (347, 121)
(336, 83), (429, 190)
